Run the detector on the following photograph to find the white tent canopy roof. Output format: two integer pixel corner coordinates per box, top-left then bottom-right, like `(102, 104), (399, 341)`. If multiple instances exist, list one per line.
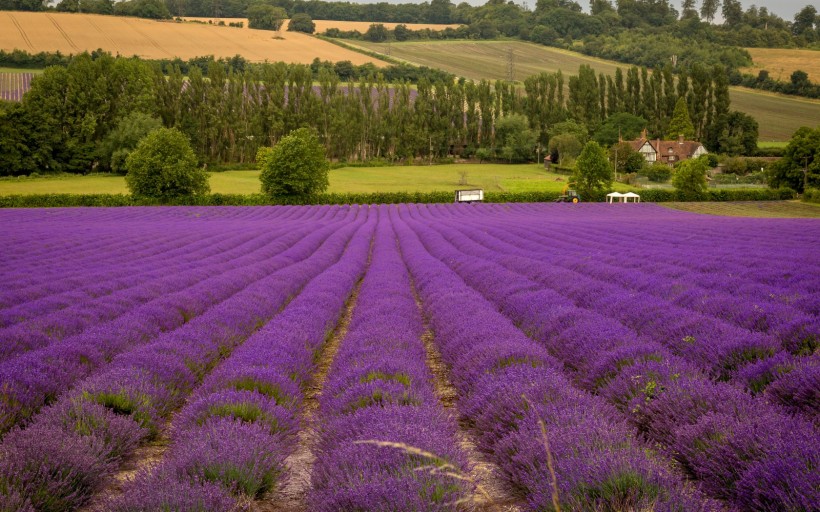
(607, 191), (641, 203)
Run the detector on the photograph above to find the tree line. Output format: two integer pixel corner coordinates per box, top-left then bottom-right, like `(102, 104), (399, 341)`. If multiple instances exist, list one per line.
(0, 52), (754, 176)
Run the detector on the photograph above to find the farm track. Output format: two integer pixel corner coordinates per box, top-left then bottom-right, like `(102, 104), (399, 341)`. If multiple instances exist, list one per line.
(124, 18), (172, 57)
(46, 13), (79, 51)
(411, 277), (524, 512)
(267, 249), (371, 512)
(5, 12), (33, 50)
(86, 16), (120, 53)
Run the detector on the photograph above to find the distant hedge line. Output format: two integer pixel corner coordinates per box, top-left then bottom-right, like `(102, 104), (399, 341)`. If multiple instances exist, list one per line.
(802, 189), (820, 204)
(0, 188), (796, 208)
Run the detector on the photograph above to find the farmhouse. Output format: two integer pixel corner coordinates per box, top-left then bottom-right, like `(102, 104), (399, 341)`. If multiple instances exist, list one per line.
(628, 129), (707, 165)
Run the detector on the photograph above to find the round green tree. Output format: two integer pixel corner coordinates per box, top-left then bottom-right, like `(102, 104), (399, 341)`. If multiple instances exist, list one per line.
(259, 128), (330, 197)
(672, 157), (709, 200)
(287, 13), (315, 33)
(125, 128), (209, 199)
(572, 141), (613, 200)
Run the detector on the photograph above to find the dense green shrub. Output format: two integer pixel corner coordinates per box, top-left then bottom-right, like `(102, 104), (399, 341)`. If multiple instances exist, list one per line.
(801, 188), (820, 204)
(125, 128), (209, 199)
(288, 13), (315, 34)
(259, 129), (330, 198)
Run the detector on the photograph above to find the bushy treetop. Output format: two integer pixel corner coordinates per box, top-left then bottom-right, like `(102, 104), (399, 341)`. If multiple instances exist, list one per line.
(125, 128), (209, 198)
(259, 128), (329, 197)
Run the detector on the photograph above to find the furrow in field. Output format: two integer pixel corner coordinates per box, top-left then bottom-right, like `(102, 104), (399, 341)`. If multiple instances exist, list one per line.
(0, 206), (368, 511)
(92, 208), (375, 511)
(392, 204), (719, 511)
(400, 203), (818, 509)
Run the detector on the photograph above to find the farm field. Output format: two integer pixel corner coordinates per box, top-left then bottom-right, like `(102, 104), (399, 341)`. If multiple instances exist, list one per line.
(0, 71), (33, 101)
(661, 200), (820, 218)
(0, 204), (817, 510)
(744, 47), (820, 82)
(350, 39), (820, 141)
(184, 17), (460, 32)
(0, 12), (385, 64)
(0, 164), (629, 195)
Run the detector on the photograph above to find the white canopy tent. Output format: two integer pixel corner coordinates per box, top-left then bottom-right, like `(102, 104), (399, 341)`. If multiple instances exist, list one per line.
(606, 192), (641, 203)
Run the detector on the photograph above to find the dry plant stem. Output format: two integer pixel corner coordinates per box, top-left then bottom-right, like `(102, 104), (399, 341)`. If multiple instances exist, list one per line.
(263, 247), (371, 512)
(523, 395), (561, 512)
(409, 273), (523, 512)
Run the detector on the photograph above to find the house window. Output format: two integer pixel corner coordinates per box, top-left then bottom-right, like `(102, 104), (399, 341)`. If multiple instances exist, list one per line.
(669, 155), (675, 161)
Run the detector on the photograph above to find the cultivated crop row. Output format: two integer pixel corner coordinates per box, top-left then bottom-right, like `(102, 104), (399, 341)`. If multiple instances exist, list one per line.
(0, 203), (816, 512)
(0, 206), (370, 510)
(397, 203), (818, 509)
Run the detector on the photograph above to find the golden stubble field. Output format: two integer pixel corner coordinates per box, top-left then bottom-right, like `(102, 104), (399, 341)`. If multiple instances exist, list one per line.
(184, 17), (461, 33)
(0, 11), (386, 64)
(743, 48), (820, 82)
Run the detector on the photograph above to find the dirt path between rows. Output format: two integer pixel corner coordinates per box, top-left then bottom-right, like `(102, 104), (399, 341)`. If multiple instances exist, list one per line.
(261, 270), (367, 511)
(411, 282), (524, 512)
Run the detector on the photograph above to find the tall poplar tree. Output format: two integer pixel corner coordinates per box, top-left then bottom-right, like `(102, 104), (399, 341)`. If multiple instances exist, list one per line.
(667, 96), (696, 139)
(700, 0), (719, 23)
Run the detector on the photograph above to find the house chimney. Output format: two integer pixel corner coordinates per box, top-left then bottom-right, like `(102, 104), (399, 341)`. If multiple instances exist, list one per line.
(678, 133), (684, 144)
(641, 128), (647, 140)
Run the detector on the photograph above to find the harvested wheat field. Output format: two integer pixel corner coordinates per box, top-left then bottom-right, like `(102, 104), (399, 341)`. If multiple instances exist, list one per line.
(0, 11), (386, 64)
(184, 17), (460, 32)
(743, 47), (820, 82)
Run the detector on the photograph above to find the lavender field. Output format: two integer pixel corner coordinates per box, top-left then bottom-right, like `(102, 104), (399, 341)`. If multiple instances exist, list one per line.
(0, 203), (817, 512)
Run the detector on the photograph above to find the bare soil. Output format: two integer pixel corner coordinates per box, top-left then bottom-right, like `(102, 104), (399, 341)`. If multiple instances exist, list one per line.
(79, 427), (172, 512)
(262, 276), (366, 511)
(411, 281), (524, 512)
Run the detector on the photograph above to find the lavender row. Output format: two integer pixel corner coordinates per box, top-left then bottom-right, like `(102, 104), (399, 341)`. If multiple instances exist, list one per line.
(105, 211), (376, 511)
(0, 72), (33, 102)
(0, 230), (232, 324)
(0, 206), (368, 511)
(401, 206), (819, 509)
(0, 230), (292, 358)
(309, 208), (471, 511)
(0, 205), (330, 309)
(411, 206), (819, 417)
(0, 207), (355, 433)
(391, 207), (716, 512)
(430, 208), (819, 414)
(520, 204), (820, 302)
(419, 207), (815, 392)
(435, 203), (820, 300)
(452, 207), (819, 345)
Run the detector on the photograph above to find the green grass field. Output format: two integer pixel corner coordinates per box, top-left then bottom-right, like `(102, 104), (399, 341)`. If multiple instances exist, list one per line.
(0, 68), (44, 74)
(757, 141), (789, 149)
(0, 164), (633, 195)
(660, 201), (820, 218)
(350, 40), (820, 142)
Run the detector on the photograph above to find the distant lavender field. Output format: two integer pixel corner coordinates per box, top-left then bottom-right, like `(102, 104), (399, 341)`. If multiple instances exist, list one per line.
(0, 204), (817, 511)
(0, 73), (33, 102)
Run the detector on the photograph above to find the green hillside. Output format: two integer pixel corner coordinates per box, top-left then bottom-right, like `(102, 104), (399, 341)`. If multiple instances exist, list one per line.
(351, 40), (820, 141)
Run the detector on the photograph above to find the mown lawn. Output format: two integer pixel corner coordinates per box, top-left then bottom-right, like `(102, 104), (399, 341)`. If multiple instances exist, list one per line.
(0, 164), (636, 196)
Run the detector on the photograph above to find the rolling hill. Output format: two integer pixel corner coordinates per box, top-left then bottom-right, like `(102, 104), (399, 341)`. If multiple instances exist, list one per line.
(350, 39), (820, 141)
(0, 11), (388, 64)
